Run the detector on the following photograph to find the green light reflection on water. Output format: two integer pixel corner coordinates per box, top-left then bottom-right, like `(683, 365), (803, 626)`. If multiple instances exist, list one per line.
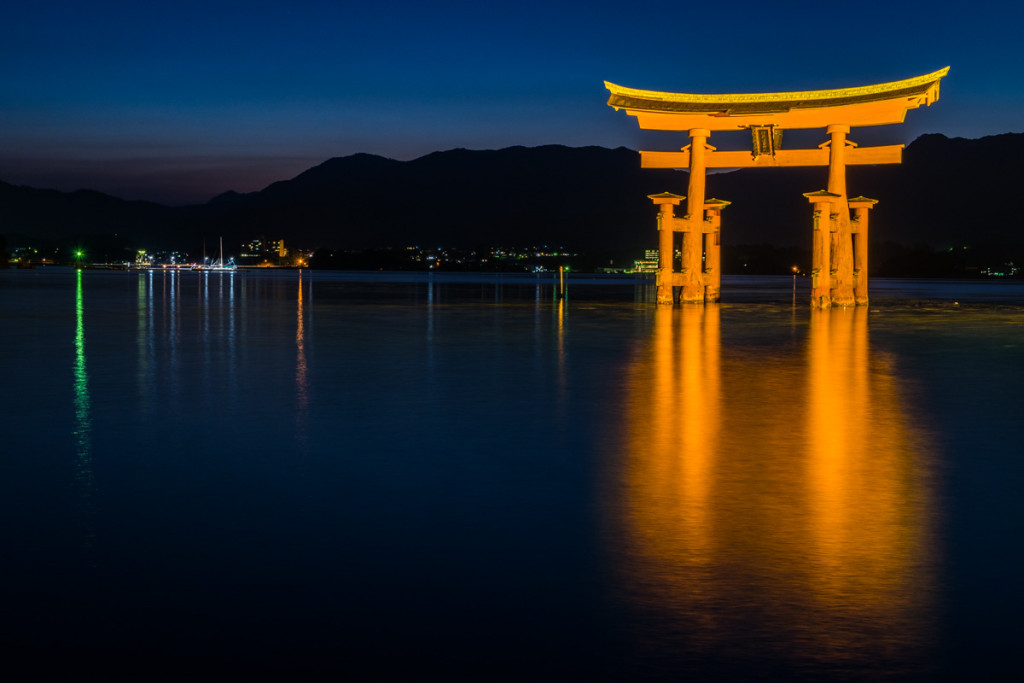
(73, 269), (96, 560)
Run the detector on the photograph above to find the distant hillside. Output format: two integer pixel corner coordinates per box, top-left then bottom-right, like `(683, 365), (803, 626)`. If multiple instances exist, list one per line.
(3, 134), (1024, 258)
(199, 145), (670, 251)
(0, 181), (185, 254)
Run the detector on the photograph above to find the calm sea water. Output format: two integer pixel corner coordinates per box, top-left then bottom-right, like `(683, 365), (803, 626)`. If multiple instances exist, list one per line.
(2, 268), (1022, 680)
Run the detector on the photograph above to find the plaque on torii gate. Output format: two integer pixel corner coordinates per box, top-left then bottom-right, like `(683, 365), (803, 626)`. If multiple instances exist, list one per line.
(606, 67), (948, 306)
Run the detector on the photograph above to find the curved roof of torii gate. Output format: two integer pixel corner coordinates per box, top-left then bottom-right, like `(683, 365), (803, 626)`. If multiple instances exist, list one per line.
(605, 67), (949, 131)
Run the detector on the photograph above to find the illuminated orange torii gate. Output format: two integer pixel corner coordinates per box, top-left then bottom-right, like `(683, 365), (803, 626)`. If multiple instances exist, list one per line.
(606, 67), (948, 306)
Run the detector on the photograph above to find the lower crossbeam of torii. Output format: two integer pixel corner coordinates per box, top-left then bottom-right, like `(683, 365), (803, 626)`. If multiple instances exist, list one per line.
(606, 67), (948, 307)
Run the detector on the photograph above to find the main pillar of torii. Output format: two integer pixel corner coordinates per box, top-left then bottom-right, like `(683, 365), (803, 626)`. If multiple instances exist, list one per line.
(606, 67), (948, 306)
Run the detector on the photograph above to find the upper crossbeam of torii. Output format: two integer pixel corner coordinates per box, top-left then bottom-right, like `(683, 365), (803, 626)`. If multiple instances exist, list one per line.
(606, 67), (948, 307)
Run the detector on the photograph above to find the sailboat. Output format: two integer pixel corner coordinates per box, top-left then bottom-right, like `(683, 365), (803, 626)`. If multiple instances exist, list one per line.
(198, 237), (237, 271)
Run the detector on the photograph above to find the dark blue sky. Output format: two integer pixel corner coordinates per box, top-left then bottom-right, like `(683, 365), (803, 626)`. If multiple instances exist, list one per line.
(2, 0), (1021, 204)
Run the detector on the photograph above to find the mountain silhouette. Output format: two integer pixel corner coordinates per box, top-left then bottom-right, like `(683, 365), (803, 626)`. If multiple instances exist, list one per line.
(3, 134), (1023, 258)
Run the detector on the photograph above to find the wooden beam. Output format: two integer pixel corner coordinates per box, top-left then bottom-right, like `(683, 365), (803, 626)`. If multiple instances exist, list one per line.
(624, 91), (939, 131)
(640, 144), (902, 169)
(606, 68), (948, 132)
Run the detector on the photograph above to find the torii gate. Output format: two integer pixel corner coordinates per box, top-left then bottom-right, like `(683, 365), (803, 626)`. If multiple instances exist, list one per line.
(606, 67), (948, 307)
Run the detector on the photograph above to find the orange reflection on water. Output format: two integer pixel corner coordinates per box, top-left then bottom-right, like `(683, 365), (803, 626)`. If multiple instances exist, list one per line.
(295, 272), (310, 450)
(296, 271), (308, 410)
(803, 307), (933, 661)
(611, 306), (935, 670)
(633, 306), (719, 568)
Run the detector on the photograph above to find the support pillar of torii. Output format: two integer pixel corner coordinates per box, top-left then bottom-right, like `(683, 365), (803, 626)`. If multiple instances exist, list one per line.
(702, 199), (729, 303)
(804, 190), (840, 309)
(649, 192), (684, 304)
(849, 196), (878, 305)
